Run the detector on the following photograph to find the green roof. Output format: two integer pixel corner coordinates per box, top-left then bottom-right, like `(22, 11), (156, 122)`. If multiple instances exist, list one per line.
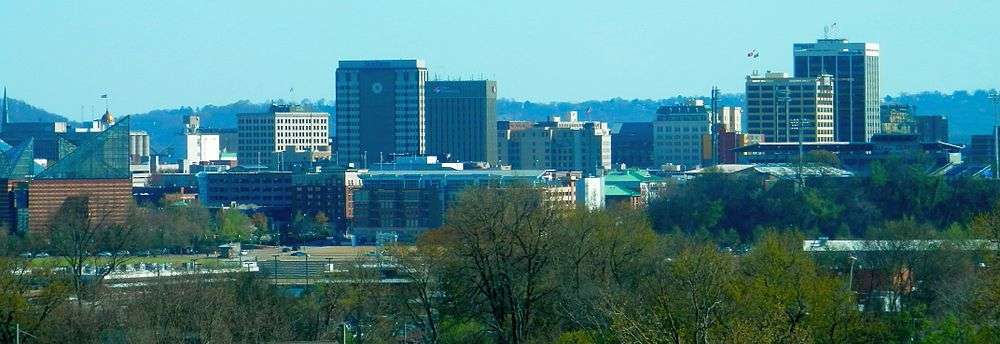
(604, 169), (664, 183)
(36, 117), (130, 179)
(604, 184), (640, 197)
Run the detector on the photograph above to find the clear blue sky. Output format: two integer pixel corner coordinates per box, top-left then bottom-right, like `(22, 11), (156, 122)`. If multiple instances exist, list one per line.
(1, 1), (998, 118)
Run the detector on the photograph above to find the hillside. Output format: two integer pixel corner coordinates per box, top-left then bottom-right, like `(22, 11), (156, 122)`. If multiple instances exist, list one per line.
(7, 90), (995, 158)
(3, 97), (69, 123)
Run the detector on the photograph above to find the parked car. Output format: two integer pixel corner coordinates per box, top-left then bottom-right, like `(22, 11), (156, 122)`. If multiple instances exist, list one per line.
(97, 252), (112, 257)
(281, 247), (291, 253)
(34, 252), (50, 258)
(18, 252), (32, 258)
(290, 252), (309, 257)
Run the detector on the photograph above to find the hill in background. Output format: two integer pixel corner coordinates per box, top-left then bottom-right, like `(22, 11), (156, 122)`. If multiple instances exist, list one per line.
(3, 90), (997, 157)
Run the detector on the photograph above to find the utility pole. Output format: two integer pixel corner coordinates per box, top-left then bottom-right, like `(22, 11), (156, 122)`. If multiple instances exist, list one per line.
(989, 90), (1000, 180)
(711, 87), (720, 166)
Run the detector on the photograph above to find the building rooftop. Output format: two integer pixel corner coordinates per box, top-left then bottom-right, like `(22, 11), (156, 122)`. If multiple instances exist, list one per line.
(604, 184), (639, 197)
(338, 59), (426, 69)
(35, 117), (130, 180)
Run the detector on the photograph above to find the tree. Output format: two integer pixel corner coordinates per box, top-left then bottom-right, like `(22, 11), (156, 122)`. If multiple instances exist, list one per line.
(608, 243), (735, 343)
(0, 256), (69, 343)
(803, 150), (842, 168)
(971, 202), (1000, 260)
(430, 185), (564, 344)
(48, 196), (140, 301)
(217, 208), (254, 243)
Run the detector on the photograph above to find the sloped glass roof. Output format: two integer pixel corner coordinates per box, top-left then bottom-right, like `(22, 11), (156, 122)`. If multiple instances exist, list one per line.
(35, 117), (130, 179)
(0, 138), (35, 179)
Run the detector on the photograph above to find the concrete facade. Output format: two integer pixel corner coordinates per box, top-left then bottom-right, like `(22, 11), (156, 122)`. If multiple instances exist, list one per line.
(745, 72), (835, 143)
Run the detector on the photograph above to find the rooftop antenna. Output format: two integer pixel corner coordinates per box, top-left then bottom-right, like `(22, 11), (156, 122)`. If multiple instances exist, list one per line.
(823, 22), (839, 39)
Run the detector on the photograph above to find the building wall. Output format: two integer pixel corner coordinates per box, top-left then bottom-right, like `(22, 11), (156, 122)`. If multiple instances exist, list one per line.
(197, 171), (293, 208)
(794, 39), (881, 142)
(237, 106), (330, 169)
(186, 133), (221, 163)
(425, 80), (498, 163)
(27, 179), (131, 233)
(335, 60), (427, 165)
(653, 102), (712, 169)
(611, 122), (653, 168)
(916, 115), (949, 142)
(291, 169), (361, 235)
(497, 114), (611, 175)
(968, 134), (996, 164)
(745, 73), (835, 143)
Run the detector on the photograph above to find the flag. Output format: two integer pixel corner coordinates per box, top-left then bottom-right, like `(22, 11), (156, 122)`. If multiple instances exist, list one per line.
(100, 94), (109, 99)
(747, 49), (759, 58)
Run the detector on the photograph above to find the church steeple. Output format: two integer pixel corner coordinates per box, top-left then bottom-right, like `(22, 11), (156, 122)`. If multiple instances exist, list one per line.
(2, 87), (8, 128)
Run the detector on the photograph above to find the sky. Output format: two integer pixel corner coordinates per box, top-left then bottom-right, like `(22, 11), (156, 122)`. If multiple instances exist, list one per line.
(1, 0), (998, 118)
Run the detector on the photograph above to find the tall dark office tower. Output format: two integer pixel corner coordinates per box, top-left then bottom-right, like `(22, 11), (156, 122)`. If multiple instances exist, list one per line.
(425, 80), (498, 163)
(794, 39), (880, 142)
(335, 60), (427, 166)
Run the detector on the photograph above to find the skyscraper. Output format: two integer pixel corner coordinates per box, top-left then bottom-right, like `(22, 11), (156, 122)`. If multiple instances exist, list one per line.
(335, 60), (427, 166)
(745, 72), (835, 143)
(425, 80), (498, 163)
(794, 38), (880, 142)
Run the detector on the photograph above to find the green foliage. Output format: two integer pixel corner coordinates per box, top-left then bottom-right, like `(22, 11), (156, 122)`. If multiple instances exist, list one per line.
(649, 162), (1000, 241)
(216, 208), (254, 242)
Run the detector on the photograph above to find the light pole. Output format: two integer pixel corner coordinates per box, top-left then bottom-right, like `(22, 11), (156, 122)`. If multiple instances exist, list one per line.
(988, 90), (1000, 179)
(847, 255), (858, 291)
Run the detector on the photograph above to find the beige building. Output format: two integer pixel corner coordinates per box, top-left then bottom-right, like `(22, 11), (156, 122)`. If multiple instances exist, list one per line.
(237, 104), (331, 169)
(745, 72), (835, 143)
(653, 99), (712, 170)
(497, 111), (611, 175)
(719, 106), (742, 133)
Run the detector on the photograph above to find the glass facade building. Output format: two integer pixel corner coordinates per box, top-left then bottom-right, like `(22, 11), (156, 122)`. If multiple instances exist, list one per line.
(793, 39), (880, 142)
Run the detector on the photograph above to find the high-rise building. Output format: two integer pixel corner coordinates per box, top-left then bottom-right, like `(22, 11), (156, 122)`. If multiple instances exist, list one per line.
(915, 115), (949, 142)
(335, 60), (427, 165)
(425, 80), (498, 163)
(880, 104), (916, 134)
(653, 100), (712, 169)
(496, 112), (611, 175)
(236, 104), (331, 170)
(745, 72), (835, 143)
(794, 38), (880, 142)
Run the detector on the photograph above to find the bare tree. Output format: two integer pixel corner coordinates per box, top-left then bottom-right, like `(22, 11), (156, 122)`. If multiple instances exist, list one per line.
(47, 196), (139, 302)
(434, 185), (564, 344)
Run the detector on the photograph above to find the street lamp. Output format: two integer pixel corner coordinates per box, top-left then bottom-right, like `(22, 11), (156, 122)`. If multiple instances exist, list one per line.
(847, 255), (858, 292)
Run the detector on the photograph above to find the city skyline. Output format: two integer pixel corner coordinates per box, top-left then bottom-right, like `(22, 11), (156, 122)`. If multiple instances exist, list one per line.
(1, 1), (998, 117)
